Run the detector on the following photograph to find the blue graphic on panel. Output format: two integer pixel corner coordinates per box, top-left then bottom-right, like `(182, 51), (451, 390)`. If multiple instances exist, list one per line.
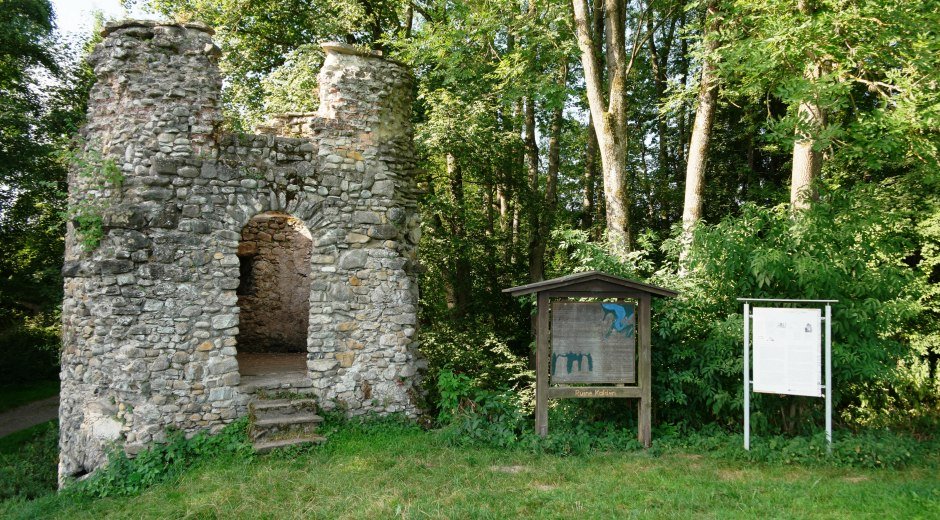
(601, 303), (635, 339)
(551, 352), (594, 375)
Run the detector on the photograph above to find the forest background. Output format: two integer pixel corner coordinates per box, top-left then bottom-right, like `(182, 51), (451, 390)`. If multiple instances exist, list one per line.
(1, 0), (939, 440)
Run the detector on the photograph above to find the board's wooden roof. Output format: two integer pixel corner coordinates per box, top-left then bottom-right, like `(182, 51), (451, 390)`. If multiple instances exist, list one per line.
(503, 270), (679, 298)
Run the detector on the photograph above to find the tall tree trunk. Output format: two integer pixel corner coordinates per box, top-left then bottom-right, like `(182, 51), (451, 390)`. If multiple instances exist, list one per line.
(531, 63), (567, 283)
(677, 5), (689, 167)
(404, 4), (413, 38)
(791, 0), (826, 211)
(582, 118), (598, 230)
(647, 13), (676, 179)
(679, 0), (720, 272)
(581, 0), (604, 233)
(572, 0), (632, 252)
(447, 153), (472, 318)
(497, 185), (509, 231)
(525, 96), (543, 283)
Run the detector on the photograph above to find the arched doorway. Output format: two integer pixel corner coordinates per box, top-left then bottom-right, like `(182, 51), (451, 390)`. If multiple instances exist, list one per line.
(235, 212), (312, 391)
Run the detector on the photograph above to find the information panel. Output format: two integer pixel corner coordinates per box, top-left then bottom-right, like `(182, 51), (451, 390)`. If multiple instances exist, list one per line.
(752, 307), (822, 396)
(551, 302), (635, 384)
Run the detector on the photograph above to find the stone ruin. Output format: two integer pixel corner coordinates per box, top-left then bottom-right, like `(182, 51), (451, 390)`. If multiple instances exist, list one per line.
(59, 20), (423, 482)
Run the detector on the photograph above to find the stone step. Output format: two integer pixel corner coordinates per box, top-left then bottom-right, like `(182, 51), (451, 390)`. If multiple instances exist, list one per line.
(249, 409), (325, 442)
(253, 436), (327, 454)
(250, 398), (318, 415)
(253, 411), (323, 428)
(237, 372), (314, 394)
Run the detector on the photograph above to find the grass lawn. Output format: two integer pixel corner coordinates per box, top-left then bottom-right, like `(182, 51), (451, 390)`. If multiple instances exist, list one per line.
(0, 421), (56, 455)
(2, 425), (938, 519)
(0, 381), (59, 414)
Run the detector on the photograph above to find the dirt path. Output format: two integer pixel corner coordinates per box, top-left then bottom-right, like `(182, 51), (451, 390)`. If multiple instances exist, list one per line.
(0, 395), (59, 438)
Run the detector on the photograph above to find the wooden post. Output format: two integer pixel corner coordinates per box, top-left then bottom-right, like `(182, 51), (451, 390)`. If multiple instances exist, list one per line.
(638, 294), (652, 447)
(535, 292), (550, 436)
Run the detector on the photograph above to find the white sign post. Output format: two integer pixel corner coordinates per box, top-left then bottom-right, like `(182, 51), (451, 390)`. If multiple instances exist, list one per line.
(739, 298), (836, 452)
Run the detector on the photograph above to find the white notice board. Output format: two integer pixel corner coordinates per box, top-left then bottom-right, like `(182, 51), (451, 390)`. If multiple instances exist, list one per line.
(752, 307), (822, 396)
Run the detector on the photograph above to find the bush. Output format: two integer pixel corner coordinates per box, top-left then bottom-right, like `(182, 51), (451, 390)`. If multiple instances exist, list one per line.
(654, 181), (933, 432)
(419, 323), (531, 416)
(549, 180), (939, 435)
(435, 369), (644, 455)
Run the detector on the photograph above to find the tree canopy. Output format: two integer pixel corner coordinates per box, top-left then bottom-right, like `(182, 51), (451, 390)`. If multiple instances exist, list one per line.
(3, 0), (938, 430)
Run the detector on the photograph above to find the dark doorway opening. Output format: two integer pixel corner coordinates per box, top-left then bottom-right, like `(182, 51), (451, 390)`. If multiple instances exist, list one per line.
(235, 212), (312, 391)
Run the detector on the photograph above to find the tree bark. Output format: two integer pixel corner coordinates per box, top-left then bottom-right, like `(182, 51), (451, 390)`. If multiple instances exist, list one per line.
(790, 0), (826, 211)
(572, 0), (632, 252)
(447, 153), (472, 318)
(531, 63), (567, 283)
(677, 5), (689, 167)
(582, 117), (598, 230)
(679, 0), (720, 271)
(647, 13), (676, 179)
(524, 96), (543, 283)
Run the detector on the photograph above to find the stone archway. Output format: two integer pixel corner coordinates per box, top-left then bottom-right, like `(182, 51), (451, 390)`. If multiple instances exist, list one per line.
(235, 212), (312, 391)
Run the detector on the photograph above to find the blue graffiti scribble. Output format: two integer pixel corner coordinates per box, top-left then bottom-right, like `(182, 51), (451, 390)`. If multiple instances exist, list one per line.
(601, 303), (635, 339)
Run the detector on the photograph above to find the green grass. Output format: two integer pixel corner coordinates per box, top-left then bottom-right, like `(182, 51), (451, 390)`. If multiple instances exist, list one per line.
(0, 420), (58, 502)
(0, 381), (59, 414)
(2, 424), (938, 519)
(0, 421), (56, 455)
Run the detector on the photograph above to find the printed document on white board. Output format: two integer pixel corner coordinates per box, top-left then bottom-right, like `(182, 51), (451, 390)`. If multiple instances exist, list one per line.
(752, 307), (822, 397)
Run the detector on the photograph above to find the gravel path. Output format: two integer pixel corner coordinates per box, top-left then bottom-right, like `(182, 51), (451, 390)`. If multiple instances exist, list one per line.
(0, 395), (59, 438)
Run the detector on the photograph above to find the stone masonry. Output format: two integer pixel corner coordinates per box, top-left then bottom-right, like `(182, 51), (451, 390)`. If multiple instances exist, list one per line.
(59, 20), (422, 482)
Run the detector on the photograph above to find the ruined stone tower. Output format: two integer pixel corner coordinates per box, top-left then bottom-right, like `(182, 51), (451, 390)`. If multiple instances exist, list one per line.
(60, 20), (422, 481)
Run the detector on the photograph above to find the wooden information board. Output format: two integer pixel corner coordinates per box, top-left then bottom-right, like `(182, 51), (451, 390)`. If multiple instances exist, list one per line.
(505, 271), (678, 448)
(551, 302), (636, 384)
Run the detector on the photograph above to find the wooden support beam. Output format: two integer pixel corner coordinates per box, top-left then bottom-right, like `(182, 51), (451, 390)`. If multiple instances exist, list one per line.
(535, 292), (549, 437)
(638, 293), (652, 447)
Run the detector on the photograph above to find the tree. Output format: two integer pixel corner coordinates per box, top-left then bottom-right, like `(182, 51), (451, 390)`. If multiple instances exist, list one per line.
(0, 1), (99, 384)
(679, 0), (719, 269)
(571, 0), (635, 251)
(144, 0), (412, 126)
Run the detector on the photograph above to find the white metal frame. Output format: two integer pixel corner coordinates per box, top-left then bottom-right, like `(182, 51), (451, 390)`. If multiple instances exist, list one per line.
(739, 298), (837, 452)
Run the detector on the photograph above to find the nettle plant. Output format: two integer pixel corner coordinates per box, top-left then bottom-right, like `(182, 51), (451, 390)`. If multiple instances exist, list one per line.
(63, 143), (124, 251)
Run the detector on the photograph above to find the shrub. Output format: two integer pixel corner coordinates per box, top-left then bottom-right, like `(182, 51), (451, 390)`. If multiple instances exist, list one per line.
(654, 181), (930, 432)
(550, 180), (939, 435)
(419, 323), (531, 416)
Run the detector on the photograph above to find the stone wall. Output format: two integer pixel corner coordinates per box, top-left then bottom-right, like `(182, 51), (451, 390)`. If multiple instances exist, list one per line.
(59, 20), (422, 483)
(236, 214), (312, 353)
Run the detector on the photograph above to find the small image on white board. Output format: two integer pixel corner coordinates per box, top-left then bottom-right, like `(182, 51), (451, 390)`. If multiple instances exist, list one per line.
(752, 307), (822, 397)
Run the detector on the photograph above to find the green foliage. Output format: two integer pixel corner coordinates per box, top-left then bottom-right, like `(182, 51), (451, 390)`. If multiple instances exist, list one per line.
(652, 179), (936, 432)
(435, 369), (643, 455)
(0, 313), (59, 386)
(66, 418), (253, 498)
(0, 420), (59, 501)
(63, 145), (123, 252)
(0, 11), (98, 387)
(420, 324), (530, 412)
